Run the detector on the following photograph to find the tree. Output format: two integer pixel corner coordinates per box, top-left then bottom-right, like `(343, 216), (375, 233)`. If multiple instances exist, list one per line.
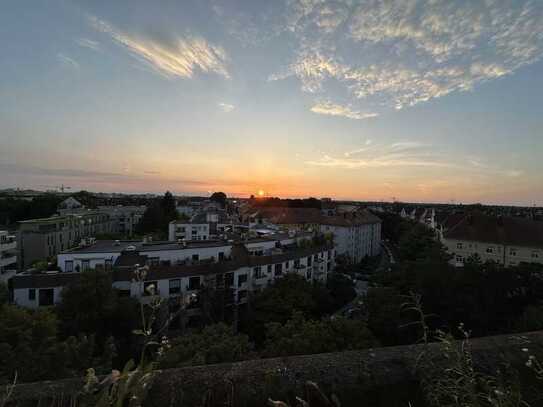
(0, 282), (8, 307)
(326, 273), (357, 311)
(210, 191), (227, 207)
(263, 312), (377, 357)
(161, 191), (177, 221)
(239, 274), (334, 345)
(56, 270), (140, 362)
(136, 191), (178, 237)
(159, 323), (251, 368)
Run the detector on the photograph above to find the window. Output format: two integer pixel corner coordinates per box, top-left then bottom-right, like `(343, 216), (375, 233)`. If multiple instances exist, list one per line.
(105, 259), (112, 271)
(218, 252), (225, 261)
(253, 266), (264, 279)
(294, 259), (300, 268)
(116, 289), (130, 298)
(456, 255), (464, 263)
(147, 257), (160, 266)
(307, 256), (312, 266)
(225, 273), (234, 287)
(509, 248), (517, 256)
(188, 276), (200, 290)
(237, 290), (248, 302)
(274, 263), (283, 276)
(306, 271), (312, 280)
(456, 243), (463, 249)
(143, 281), (158, 296)
(169, 279), (181, 295)
(267, 265), (272, 274)
(38, 289), (54, 306)
(29, 289), (36, 301)
(192, 254), (199, 262)
(81, 259), (90, 272)
(238, 274), (248, 287)
(486, 247), (494, 254)
(532, 252), (540, 259)
(65, 260), (73, 272)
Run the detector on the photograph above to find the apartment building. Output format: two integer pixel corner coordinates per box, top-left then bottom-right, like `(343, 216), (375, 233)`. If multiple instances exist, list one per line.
(97, 205), (146, 237)
(56, 231), (314, 272)
(442, 213), (543, 267)
(12, 236), (334, 309)
(0, 231), (17, 280)
(245, 207), (323, 231)
(168, 211), (236, 242)
(320, 210), (382, 263)
(18, 212), (115, 270)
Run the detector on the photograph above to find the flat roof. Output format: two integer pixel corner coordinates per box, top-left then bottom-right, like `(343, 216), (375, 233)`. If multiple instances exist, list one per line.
(59, 232), (314, 255)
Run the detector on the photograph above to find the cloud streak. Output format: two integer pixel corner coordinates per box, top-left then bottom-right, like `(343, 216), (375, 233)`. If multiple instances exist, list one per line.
(75, 38), (100, 52)
(57, 53), (79, 69)
(310, 101), (378, 120)
(218, 102), (235, 112)
(89, 16), (230, 79)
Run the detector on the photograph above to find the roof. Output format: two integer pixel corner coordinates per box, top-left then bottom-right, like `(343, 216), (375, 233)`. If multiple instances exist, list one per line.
(253, 207), (323, 225)
(60, 239), (231, 254)
(444, 212), (543, 249)
(11, 272), (80, 289)
(320, 209), (381, 227)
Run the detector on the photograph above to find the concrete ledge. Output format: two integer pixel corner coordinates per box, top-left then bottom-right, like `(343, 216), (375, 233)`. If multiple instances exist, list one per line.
(7, 331), (543, 406)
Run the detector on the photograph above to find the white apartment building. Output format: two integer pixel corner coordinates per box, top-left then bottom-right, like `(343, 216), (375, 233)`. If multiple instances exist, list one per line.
(169, 222), (210, 242)
(320, 210), (381, 263)
(0, 231), (17, 280)
(12, 236), (334, 309)
(442, 213), (543, 267)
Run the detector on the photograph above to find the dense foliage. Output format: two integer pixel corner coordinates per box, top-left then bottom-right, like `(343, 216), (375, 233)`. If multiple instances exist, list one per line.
(136, 191), (178, 237)
(0, 305), (113, 383)
(366, 214), (543, 346)
(159, 323), (252, 368)
(0, 193), (63, 225)
(263, 311), (377, 357)
(57, 270), (140, 363)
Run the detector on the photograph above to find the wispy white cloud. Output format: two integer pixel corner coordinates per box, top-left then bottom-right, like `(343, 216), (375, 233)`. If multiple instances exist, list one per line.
(57, 53), (79, 69)
(390, 141), (428, 150)
(89, 16), (230, 79)
(271, 0), (543, 112)
(310, 100), (378, 120)
(218, 102), (235, 112)
(305, 141), (526, 179)
(75, 38), (100, 52)
(306, 154), (454, 169)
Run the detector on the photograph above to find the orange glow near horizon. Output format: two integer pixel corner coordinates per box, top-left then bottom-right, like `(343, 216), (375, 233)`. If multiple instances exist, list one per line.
(258, 189), (265, 197)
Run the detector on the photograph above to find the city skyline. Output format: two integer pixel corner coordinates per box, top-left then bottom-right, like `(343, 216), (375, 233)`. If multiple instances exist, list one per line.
(1, 0), (543, 205)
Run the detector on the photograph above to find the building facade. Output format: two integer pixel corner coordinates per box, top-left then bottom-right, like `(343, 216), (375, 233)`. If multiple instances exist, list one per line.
(97, 205), (146, 237)
(442, 213), (543, 267)
(12, 234), (334, 309)
(320, 210), (381, 263)
(18, 212), (115, 270)
(0, 231), (17, 280)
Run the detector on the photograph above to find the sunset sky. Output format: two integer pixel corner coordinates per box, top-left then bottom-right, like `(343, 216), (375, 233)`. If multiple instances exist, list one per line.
(1, 0), (542, 205)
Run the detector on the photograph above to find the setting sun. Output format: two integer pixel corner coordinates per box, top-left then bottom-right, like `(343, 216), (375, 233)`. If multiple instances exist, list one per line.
(258, 190), (265, 197)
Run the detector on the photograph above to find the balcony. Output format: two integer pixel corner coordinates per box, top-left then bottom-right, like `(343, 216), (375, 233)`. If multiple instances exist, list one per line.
(0, 255), (17, 268)
(0, 240), (16, 252)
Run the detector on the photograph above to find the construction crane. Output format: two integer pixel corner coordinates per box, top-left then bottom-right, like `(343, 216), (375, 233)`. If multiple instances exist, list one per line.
(38, 184), (72, 193)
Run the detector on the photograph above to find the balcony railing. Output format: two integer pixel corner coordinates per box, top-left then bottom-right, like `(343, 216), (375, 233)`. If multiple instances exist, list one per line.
(0, 241), (16, 251)
(0, 255), (17, 267)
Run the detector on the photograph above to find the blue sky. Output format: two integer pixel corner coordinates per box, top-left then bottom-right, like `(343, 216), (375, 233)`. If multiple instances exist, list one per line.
(1, 0), (542, 205)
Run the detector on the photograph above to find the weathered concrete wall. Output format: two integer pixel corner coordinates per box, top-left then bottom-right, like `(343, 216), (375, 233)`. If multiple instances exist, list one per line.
(7, 331), (543, 407)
